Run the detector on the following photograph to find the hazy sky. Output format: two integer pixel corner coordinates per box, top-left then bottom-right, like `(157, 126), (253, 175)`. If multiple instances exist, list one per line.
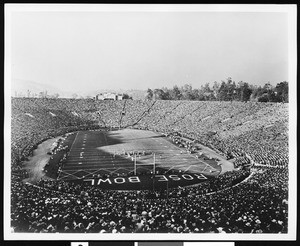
(9, 6), (290, 92)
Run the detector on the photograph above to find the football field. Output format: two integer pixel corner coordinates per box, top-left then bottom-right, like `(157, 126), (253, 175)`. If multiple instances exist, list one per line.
(58, 129), (222, 189)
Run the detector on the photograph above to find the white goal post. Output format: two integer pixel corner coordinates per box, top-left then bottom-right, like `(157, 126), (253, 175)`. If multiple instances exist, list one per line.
(133, 153), (156, 175)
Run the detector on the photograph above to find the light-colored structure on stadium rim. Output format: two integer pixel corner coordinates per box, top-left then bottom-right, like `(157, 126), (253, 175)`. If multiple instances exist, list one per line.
(95, 92), (123, 101)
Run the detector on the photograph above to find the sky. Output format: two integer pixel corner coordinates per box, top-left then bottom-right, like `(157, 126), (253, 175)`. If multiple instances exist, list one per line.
(8, 5), (291, 93)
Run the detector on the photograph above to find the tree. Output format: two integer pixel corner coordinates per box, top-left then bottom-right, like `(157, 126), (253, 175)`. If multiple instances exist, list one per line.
(153, 89), (167, 100)
(275, 81), (288, 102)
(258, 94), (269, 102)
(267, 91), (279, 102)
(212, 81), (220, 99)
(122, 93), (132, 99)
(225, 77), (237, 101)
(181, 84), (193, 100)
(202, 83), (211, 93)
(143, 79), (287, 102)
(199, 83), (214, 101)
(190, 89), (202, 101)
(170, 85), (182, 100)
(161, 87), (171, 100)
(251, 85), (264, 101)
(146, 89), (153, 100)
(257, 83), (274, 102)
(218, 81), (228, 101)
(240, 82), (252, 102)
(263, 82), (273, 91)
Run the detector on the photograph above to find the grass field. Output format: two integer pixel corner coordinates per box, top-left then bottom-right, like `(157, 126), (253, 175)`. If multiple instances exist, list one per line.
(57, 129), (222, 189)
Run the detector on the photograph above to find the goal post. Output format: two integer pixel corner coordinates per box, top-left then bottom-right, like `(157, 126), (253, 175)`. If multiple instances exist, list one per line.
(133, 153), (156, 175)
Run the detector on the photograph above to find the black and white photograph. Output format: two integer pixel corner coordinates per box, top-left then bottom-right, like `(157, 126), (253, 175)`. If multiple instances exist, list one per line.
(4, 4), (297, 241)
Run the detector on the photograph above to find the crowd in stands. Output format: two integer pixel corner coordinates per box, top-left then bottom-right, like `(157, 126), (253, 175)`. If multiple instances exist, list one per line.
(11, 167), (287, 233)
(10, 98), (289, 233)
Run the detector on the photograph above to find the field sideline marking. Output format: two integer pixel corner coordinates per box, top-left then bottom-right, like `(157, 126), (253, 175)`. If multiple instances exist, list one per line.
(69, 131), (79, 152)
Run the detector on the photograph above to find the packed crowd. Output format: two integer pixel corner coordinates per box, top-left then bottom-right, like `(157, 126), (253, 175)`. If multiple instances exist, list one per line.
(10, 98), (289, 233)
(11, 167), (287, 233)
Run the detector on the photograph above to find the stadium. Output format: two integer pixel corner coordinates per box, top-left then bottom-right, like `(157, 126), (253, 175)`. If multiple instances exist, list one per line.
(10, 98), (289, 234)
